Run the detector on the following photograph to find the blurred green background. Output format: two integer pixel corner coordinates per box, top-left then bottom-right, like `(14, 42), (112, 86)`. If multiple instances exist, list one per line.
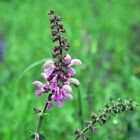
(0, 0), (140, 140)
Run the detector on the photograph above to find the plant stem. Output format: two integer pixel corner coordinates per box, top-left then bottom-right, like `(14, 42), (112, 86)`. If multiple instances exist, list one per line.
(36, 93), (52, 134)
(77, 88), (84, 129)
(75, 99), (136, 140)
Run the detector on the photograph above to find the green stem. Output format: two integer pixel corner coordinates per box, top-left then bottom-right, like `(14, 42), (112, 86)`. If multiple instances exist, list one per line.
(36, 93), (52, 134)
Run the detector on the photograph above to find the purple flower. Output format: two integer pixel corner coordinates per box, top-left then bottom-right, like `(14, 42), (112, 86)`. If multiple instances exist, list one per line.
(62, 85), (72, 93)
(68, 67), (76, 76)
(33, 54), (81, 107)
(35, 90), (44, 96)
(33, 10), (82, 109)
(47, 103), (54, 109)
(64, 54), (71, 64)
(32, 81), (43, 87)
(68, 78), (80, 86)
(69, 59), (82, 66)
(40, 72), (48, 79)
(43, 60), (54, 68)
(45, 67), (55, 76)
(51, 88), (64, 106)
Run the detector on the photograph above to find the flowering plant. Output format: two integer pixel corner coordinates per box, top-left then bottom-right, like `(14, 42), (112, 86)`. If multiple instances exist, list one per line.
(33, 10), (82, 139)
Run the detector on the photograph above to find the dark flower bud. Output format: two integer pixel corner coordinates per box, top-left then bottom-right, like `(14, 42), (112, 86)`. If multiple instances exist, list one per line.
(90, 113), (96, 120)
(50, 18), (55, 23)
(74, 129), (80, 135)
(60, 29), (65, 33)
(58, 24), (64, 29)
(89, 125), (93, 131)
(43, 85), (49, 92)
(56, 16), (63, 21)
(52, 36), (59, 42)
(101, 118), (106, 124)
(53, 46), (59, 52)
(48, 10), (54, 15)
(65, 72), (71, 78)
(93, 128), (98, 135)
(51, 31), (59, 37)
(51, 25), (57, 30)
(34, 108), (41, 114)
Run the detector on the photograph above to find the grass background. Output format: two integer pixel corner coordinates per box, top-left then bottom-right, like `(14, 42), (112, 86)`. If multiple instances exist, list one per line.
(0, 0), (140, 139)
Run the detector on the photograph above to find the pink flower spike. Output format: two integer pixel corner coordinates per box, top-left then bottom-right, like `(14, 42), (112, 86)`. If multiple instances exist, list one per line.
(62, 85), (72, 93)
(47, 103), (54, 109)
(35, 133), (39, 140)
(70, 59), (82, 66)
(35, 90), (43, 96)
(32, 81), (43, 87)
(43, 60), (54, 68)
(64, 54), (71, 64)
(68, 78), (80, 86)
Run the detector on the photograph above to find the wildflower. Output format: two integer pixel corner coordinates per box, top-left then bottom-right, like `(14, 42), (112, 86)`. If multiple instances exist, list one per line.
(47, 103), (54, 109)
(33, 10), (82, 108)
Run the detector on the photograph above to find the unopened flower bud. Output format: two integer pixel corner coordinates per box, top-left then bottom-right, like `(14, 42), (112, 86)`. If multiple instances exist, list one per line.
(70, 59), (82, 66)
(68, 78), (80, 86)
(43, 60), (54, 68)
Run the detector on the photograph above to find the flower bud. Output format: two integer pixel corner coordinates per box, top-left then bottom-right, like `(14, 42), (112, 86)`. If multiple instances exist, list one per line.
(70, 59), (82, 66)
(68, 78), (80, 86)
(47, 103), (54, 109)
(32, 81), (43, 87)
(43, 60), (54, 68)
(62, 85), (72, 93)
(35, 90), (43, 96)
(64, 54), (71, 64)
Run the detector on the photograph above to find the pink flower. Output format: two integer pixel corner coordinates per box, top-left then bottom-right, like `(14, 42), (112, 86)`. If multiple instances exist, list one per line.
(40, 72), (48, 79)
(35, 133), (39, 140)
(35, 90), (43, 96)
(43, 60), (54, 68)
(68, 78), (80, 86)
(51, 91), (64, 106)
(32, 81), (43, 87)
(45, 67), (55, 76)
(62, 85), (72, 93)
(69, 59), (82, 66)
(49, 82), (57, 90)
(55, 99), (64, 106)
(47, 103), (54, 109)
(68, 67), (76, 75)
(65, 93), (73, 100)
(64, 54), (71, 64)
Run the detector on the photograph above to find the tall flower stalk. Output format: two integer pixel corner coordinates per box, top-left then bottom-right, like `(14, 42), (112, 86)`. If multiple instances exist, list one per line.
(32, 10), (82, 139)
(74, 99), (137, 140)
